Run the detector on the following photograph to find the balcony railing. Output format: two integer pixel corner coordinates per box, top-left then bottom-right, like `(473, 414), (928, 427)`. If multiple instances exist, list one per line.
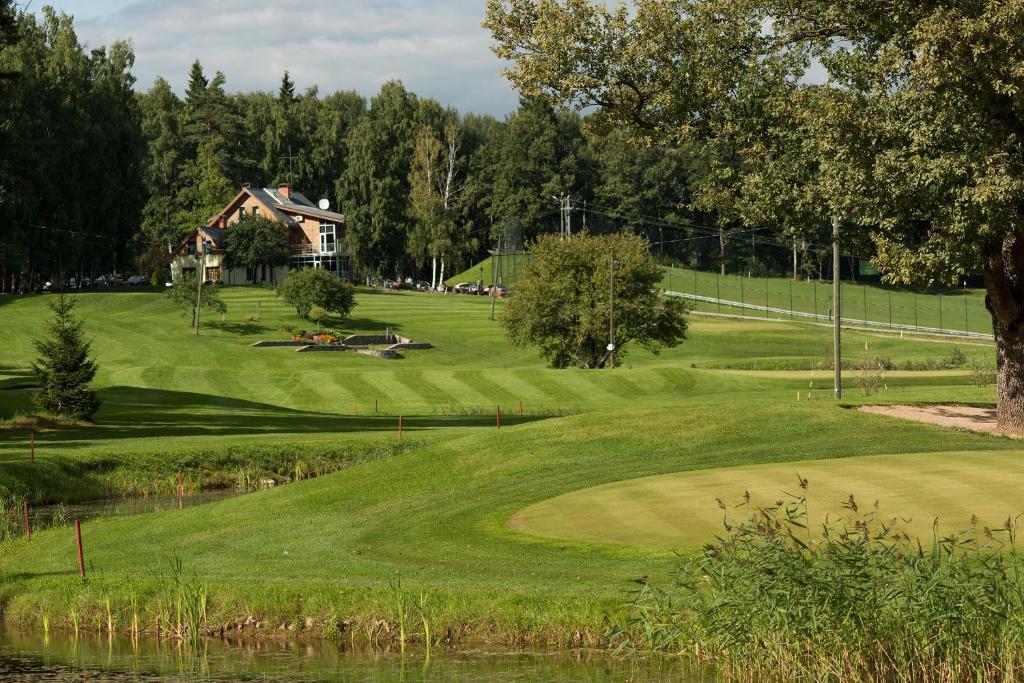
(290, 244), (339, 256)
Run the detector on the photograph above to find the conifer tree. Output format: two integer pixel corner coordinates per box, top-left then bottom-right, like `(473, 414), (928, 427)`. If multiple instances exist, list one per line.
(32, 295), (100, 420)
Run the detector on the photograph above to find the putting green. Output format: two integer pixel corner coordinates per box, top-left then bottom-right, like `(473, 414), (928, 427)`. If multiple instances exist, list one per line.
(509, 450), (1024, 548)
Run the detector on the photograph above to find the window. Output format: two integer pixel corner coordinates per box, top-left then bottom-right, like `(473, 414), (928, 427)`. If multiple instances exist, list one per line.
(252, 206), (260, 217)
(239, 206), (246, 220)
(320, 224), (336, 254)
(186, 242), (196, 255)
(205, 266), (221, 282)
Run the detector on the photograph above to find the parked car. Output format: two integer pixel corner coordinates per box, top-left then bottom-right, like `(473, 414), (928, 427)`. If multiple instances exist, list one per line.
(414, 280), (431, 291)
(486, 285), (508, 298)
(125, 275), (148, 286)
(453, 282), (474, 294)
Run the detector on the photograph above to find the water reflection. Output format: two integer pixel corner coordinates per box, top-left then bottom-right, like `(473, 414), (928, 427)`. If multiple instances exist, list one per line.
(0, 628), (708, 681)
(26, 490), (242, 533)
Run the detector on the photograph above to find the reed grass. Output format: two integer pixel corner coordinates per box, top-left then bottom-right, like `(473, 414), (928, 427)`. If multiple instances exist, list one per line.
(614, 480), (1024, 681)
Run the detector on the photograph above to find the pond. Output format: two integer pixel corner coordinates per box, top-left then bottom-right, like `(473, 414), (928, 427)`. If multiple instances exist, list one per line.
(0, 628), (709, 681)
(21, 489), (243, 535)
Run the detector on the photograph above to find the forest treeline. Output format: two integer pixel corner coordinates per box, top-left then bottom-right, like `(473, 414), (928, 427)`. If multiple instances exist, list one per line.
(0, 5), (836, 292)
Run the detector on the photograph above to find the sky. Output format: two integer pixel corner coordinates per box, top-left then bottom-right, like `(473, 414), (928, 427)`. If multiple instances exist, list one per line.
(31, 0), (521, 116)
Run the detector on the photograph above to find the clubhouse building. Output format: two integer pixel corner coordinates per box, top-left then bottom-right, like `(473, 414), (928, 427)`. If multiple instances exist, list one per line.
(171, 183), (348, 285)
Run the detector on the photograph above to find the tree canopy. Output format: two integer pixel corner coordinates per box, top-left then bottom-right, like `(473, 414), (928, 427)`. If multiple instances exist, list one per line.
(277, 267), (356, 325)
(223, 214), (290, 284)
(486, 0), (1024, 432)
(503, 232), (688, 368)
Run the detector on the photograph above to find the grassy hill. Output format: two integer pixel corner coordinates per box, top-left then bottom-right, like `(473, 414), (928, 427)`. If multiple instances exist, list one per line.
(447, 257), (991, 335)
(0, 286), (1014, 645)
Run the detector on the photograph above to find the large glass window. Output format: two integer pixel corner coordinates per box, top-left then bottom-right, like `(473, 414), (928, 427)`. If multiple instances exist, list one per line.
(252, 206), (260, 217)
(320, 224), (336, 253)
(239, 206), (246, 220)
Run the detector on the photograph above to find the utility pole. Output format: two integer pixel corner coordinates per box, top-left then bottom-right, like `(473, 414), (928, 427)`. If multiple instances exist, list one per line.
(194, 248), (206, 336)
(832, 216), (842, 399)
(564, 195), (573, 237)
(608, 256), (617, 369)
(558, 194), (565, 237)
(490, 234), (501, 321)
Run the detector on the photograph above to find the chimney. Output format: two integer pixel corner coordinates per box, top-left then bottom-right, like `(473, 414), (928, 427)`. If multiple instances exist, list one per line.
(277, 183), (291, 199)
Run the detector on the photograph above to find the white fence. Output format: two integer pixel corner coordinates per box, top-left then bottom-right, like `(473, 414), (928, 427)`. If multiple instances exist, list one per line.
(665, 290), (994, 342)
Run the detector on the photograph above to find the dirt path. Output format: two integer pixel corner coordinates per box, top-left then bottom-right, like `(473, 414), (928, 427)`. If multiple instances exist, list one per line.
(858, 404), (1010, 436)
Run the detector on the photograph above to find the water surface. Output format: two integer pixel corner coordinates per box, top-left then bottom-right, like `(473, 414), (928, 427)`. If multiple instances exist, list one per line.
(0, 628), (707, 681)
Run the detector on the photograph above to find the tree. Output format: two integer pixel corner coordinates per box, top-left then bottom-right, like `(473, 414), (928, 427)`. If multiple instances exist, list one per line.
(0, 8), (144, 293)
(166, 269), (227, 335)
(139, 77), (186, 250)
(223, 214), (290, 284)
(277, 268), (355, 326)
(503, 232), (688, 368)
(337, 81), (419, 279)
(408, 121), (475, 289)
(32, 295), (100, 420)
(485, 1), (1024, 432)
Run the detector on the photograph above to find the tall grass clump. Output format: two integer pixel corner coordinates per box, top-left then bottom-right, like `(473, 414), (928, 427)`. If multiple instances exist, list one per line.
(614, 480), (1024, 681)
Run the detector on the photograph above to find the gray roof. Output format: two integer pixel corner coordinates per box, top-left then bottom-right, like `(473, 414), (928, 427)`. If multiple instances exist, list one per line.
(250, 187), (346, 223)
(201, 226), (227, 248)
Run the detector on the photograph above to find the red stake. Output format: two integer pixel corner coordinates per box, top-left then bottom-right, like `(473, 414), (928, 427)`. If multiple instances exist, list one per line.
(398, 415), (403, 441)
(30, 432), (35, 462)
(496, 406), (502, 429)
(23, 502), (30, 542)
(75, 519), (85, 578)
(519, 400), (523, 417)
(375, 398), (379, 413)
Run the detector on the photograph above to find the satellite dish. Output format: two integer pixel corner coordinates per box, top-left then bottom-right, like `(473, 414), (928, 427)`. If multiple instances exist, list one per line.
(318, 198), (330, 210)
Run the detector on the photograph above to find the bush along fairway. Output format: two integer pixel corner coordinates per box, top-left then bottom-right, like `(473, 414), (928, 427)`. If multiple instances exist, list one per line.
(0, 286), (1018, 660)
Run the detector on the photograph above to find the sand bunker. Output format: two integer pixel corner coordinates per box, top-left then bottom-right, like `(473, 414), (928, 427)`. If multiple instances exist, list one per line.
(858, 404), (1009, 436)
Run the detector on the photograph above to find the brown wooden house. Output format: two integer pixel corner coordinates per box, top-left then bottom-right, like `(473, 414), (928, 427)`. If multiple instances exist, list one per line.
(171, 183), (348, 284)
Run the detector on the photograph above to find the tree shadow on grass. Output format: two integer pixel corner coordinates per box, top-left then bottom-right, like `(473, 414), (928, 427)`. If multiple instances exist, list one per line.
(205, 320), (272, 336)
(0, 364), (36, 390)
(0, 385), (547, 454)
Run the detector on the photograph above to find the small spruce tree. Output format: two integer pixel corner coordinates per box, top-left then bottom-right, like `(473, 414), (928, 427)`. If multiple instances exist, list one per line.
(32, 295), (100, 420)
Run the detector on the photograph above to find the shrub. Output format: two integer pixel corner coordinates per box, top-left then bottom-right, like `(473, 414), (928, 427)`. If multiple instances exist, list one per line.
(614, 483), (1024, 680)
(942, 346), (967, 368)
(855, 344), (885, 395)
(968, 355), (997, 386)
(278, 269), (355, 326)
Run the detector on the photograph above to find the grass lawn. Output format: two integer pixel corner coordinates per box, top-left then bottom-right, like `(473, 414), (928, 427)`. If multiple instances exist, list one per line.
(0, 286), (1015, 644)
(511, 449), (1024, 548)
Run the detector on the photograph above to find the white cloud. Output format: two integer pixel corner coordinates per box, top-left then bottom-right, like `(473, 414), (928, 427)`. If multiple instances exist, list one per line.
(61, 0), (518, 116)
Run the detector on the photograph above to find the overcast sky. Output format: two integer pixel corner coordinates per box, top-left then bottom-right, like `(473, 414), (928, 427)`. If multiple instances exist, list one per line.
(33, 0), (521, 116)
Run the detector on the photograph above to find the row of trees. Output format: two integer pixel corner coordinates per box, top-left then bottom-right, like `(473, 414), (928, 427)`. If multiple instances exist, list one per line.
(0, 5), (143, 293)
(0, 4), (834, 294)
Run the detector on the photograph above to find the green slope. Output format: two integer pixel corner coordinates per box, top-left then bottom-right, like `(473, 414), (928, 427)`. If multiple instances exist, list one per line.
(446, 256), (990, 334)
(0, 286), (1011, 644)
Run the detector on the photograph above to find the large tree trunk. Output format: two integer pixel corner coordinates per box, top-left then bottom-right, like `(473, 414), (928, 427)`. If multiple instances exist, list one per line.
(431, 256), (437, 291)
(984, 238), (1024, 434)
